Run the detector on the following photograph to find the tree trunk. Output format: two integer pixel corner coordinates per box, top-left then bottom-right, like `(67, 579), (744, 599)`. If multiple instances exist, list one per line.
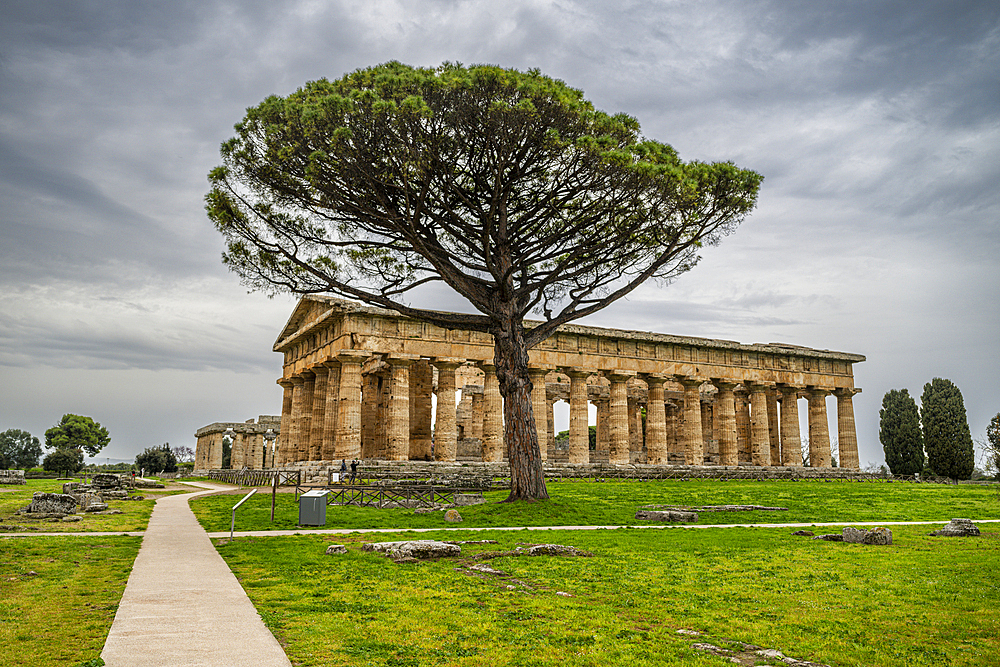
(492, 319), (549, 501)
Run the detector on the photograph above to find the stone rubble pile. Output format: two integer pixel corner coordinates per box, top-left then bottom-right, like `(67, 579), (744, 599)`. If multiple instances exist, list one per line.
(14, 474), (142, 521)
(929, 518), (980, 537)
(680, 629), (830, 667)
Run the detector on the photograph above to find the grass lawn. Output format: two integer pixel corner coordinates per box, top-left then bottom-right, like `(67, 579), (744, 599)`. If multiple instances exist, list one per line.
(216, 523), (1000, 666)
(189, 478), (1000, 533)
(0, 535), (141, 667)
(0, 478), (190, 533)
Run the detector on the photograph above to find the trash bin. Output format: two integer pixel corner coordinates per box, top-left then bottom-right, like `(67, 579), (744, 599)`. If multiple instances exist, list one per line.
(298, 489), (330, 526)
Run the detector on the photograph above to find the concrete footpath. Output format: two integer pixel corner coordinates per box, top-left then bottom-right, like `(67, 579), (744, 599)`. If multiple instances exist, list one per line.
(101, 482), (292, 667)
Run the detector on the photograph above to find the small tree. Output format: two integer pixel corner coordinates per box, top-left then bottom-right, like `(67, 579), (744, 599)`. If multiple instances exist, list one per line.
(879, 389), (924, 476)
(171, 445), (195, 463)
(44, 414), (110, 457)
(0, 429), (43, 469)
(43, 448), (84, 474)
(920, 378), (974, 480)
(135, 444), (178, 475)
(983, 412), (1000, 479)
(207, 62), (762, 500)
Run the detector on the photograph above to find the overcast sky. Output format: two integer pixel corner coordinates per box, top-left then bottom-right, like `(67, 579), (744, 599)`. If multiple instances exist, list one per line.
(1, 0), (997, 468)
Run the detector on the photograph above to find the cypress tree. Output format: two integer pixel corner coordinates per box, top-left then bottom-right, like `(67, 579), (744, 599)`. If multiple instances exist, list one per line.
(879, 389), (924, 476)
(920, 378), (975, 480)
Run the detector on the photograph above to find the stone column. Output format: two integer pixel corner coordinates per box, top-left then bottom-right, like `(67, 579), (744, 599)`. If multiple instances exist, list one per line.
(481, 363), (504, 462)
(335, 351), (368, 460)
(297, 371), (315, 462)
(470, 391), (485, 440)
(276, 379), (294, 466)
(735, 387), (751, 464)
(627, 395), (642, 460)
(777, 385), (803, 466)
(230, 432), (245, 469)
(711, 380), (738, 466)
(607, 371), (635, 465)
(321, 361), (341, 461)
(566, 369), (593, 465)
(701, 400), (714, 462)
(432, 358), (463, 462)
(835, 388), (862, 469)
(361, 373), (379, 458)
(664, 401), (679, 459)
(409, 359), (434, 461)
(806, 387), (832, 467)
(747, 382), (772, 467)
(547, 398), (556, 457)
(528, 367), (553, 462)
(386, 355), (416, 461)
(766, 388), (781, 466)
(209, 431), (224, 469)
(308, 366), (328, 461)
(595, 399), (610, 460)
(676, 376), (705, 466)
(644, 375), (668, 465)
(288, 375), (307, 463)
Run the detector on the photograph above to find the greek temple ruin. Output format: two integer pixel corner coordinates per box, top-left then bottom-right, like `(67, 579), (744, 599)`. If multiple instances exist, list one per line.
(193, 295), (866, 472)
(194, 416), (280, 470)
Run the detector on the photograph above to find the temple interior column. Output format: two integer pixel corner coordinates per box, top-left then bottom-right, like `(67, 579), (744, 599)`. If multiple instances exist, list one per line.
(748, 382), (772, 466)
(644, 375), (668, 465)
(677, 376), (705, 465)
(386, 355), (416, 461)
(711, 380), (738, 466)
(276, 380), (294, 466)
(566, 369), (592, 464)
(778, 385), (803, 466)
(481, 363), (504, 462)
(528, 367), (552, 461)
(595, 398), (610, 461)
(735, 387), (751, 463)
(470, 390), (485, 441)
(361, 373), (379, 458)
(664, 401), (678, 459)
(835, 388), (861, 469)
(806, 387), (832, 467)
(409, 359), (434, 461)
(432, 359), (463, 462)
(335, 351), (367, 460)
(547, 398), (555, 458)
(766, 388), (781, 466)
(607, 371), (634, 465)
(321, 361), (341, 461)
(627, 394), (642, 461)
(308, 366), (328, 461)
(375, 372), (390, 458)
(701, 400), (714, 463)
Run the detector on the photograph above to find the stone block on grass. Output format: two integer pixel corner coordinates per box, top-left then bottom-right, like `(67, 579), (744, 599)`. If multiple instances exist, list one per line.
(843, 526), (892, 545)
(634, 509), (698, 523)
(929, 518), (980, 537)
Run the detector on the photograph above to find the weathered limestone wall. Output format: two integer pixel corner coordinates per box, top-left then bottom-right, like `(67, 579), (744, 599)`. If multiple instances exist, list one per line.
(270, 296), (865, 470)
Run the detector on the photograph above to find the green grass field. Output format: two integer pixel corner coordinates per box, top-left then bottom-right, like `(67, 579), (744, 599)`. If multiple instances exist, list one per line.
(189, 478), (1000, 533)
(0, 535), (141, 667)
(216, 523), (1000, 666)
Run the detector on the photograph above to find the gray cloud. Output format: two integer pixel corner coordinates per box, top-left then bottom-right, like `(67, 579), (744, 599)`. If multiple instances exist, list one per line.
(0, 0), (997, 465)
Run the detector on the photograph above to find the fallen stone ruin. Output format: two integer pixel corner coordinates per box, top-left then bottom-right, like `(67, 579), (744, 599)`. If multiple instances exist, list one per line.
(0, 469), (26, 485)
(929, 518), (980, 537)
(635, 503), (789, 523)
(801, 526), (893, 544)
(10, 474), (145, 523)
(678, 629), (831, 667)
